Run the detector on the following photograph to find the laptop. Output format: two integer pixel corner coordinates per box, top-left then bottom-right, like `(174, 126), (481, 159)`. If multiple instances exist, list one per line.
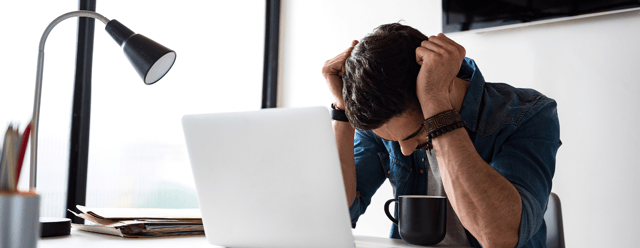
(182, 107), (423, 248)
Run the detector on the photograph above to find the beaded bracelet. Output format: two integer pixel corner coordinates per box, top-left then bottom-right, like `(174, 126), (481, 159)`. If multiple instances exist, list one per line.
(422, 109), (466, 151)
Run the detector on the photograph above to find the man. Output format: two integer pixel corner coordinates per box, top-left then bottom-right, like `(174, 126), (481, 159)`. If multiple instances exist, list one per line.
(322, 23), (560, 248)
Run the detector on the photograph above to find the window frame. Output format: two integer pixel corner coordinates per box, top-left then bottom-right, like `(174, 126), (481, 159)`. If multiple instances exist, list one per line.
(65, 0), (280, 223)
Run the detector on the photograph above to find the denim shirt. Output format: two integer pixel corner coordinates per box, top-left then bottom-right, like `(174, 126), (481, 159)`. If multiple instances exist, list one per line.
(348, 58), (561, 248)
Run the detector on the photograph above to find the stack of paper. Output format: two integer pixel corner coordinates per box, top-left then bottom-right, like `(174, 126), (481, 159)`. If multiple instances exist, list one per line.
(69, 205), (204, 238)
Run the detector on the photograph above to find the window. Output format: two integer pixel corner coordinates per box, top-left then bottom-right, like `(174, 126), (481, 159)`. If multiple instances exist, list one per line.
(0, 0), (265, 217)
(1, 0), (79, 218)
(87, 0), (265, 208)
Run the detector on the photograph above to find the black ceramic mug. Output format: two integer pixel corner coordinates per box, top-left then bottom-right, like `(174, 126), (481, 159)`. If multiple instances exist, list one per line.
(384, 195), (447, 246)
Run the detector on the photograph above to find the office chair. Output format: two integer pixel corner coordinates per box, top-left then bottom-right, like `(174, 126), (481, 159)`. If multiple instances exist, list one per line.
(544, 192), (565, 248)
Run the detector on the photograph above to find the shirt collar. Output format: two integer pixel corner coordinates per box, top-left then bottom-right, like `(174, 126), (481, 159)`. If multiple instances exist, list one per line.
(457, 57), (485, 132)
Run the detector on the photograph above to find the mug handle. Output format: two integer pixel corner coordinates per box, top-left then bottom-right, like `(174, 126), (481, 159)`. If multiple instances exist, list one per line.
(384, 199), (398, 225)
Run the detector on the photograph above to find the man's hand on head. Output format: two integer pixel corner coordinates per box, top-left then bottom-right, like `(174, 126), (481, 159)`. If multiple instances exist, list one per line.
(322, 40), (358, 110)
(415, 33), (466, 116)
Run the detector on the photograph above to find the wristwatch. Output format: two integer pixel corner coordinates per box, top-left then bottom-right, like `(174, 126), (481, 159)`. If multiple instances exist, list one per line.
(331, 103), (349, 122)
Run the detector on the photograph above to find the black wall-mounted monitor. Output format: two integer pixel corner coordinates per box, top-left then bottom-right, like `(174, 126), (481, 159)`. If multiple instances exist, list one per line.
(443, 0), (640, 33)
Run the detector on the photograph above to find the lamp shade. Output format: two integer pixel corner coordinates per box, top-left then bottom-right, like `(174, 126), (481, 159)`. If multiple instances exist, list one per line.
(105, 20), (176, 85)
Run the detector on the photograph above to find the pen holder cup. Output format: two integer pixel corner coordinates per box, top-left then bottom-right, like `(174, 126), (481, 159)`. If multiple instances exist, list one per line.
(0, 191), (40, 248)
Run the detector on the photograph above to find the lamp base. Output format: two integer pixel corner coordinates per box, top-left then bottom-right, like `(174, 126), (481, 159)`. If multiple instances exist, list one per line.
(40, 217), (71, 237)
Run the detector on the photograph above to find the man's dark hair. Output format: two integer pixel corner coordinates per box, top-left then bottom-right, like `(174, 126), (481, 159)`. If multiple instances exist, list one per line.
(343, 23), (428, 130)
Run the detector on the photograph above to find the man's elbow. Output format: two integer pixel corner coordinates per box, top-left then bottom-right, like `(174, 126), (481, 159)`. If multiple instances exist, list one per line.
(479, 230), (519, 248)
(347, 190), (360, 208)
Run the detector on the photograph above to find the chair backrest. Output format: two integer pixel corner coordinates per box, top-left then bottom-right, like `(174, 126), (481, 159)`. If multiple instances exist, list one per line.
(544, 192), (565, 248)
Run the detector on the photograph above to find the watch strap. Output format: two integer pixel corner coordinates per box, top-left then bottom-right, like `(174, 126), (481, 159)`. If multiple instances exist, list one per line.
(331, 103), (349, 122)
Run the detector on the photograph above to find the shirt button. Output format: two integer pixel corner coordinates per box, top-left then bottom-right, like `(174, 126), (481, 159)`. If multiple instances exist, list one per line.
(388, 170), (391, 174)
(420, 170), (424, 174)
(421, 158), (426, 162)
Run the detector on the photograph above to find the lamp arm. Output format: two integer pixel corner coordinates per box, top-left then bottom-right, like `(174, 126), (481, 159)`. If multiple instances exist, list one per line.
(30, 10), (110, 190)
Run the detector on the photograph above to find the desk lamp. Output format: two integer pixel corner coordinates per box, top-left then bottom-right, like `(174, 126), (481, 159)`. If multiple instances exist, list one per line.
(29, 10), (176, 237)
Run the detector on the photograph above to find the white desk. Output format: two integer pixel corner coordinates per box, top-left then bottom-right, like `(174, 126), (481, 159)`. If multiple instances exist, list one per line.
(39, 228), (469, 248)
(40, 229), (211, 248)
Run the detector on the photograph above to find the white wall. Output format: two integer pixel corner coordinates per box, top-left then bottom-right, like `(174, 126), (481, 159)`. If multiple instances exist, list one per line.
(280, 1), (640, 247)
(448, 9), (640, 248)
(278, 0), (442, 238)
(278, 0), (442, 109)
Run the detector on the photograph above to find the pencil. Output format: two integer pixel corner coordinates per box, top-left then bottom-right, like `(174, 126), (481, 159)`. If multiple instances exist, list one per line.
(16, 123), (32, 186)
(0, 126), (13, 190)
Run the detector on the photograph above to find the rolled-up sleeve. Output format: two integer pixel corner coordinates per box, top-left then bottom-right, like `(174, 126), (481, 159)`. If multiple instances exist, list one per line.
(488, 98), (561, 247)
(349, 130), (388, 228)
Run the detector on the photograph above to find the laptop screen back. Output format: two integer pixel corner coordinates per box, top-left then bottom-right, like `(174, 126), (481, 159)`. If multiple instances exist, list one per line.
(182, 107), (354, 248)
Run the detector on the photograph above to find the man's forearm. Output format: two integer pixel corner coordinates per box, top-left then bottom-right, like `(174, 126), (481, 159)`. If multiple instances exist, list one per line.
(333, 120), (357, 207)
(432, 128), (521, 248)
